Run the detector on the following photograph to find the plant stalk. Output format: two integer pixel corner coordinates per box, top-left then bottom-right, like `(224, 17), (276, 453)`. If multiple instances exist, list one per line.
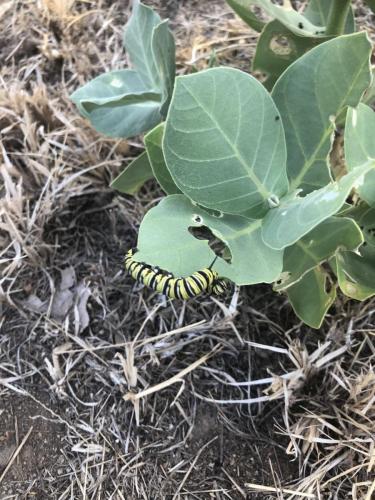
(325, 0), (352, 35)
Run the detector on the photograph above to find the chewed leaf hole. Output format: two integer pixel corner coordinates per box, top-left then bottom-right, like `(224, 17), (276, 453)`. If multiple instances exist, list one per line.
(324, 276), (334, 295)
(360, 224), (375, 247)
(192, 214), (203, 224)
(320, 263), (335, 294)
(273, 272), (290, 290)
(196, 205), (223, 217)
(252, 70), (269, 83)
(270, 35), (292, 56)
(189, 226), (232, 263)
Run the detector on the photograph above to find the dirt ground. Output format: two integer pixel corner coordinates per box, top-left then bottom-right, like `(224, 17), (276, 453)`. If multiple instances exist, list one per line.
(1, 0), (375, 499)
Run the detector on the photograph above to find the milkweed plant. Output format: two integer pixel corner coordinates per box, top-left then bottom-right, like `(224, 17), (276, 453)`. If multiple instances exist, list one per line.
(71, 0), (375, 328)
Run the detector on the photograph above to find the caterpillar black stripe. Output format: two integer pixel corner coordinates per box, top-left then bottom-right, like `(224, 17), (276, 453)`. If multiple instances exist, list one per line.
(124, 249), (228, 299)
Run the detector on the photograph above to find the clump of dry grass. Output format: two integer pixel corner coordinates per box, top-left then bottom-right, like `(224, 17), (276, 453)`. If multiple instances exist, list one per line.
(1, 1), (375, 499)
(0, 0), (132, 305)
(39, 0), (76, 19)
(283, 328), (375, 498)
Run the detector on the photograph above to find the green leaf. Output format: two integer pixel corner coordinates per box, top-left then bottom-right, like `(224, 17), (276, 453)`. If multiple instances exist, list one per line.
(123, 0), (161, 88)
(225, 0), (265, 32)
(79, 94), (161, 139)
(304, 0), (355, 33)
(336, 251), (375, 301)
(152, 20), (176, 117)
(226, 0), (325, 36)
(124, 2), (175, 116)
(163, 67), (288, 217)
(253, 1), (355, 90)
(345, 104), (375, 206)
(111, 151), (153, 194)
(346, 204), (375, 247)
(272, 33), (372, 192)
(362, 68), (375, 107)
(71, 1), (176, 138)
(134, 195), (283, 285)
(144, 124), (181, 195)
(336, 204), (375, 300)
(262, 161), (375, 250)
(70, 69), (162, 138)
(275, 217), (363, 291)
(253, 21), (328, 91)
(71, 70), (150, 106)
(286, 267), (336, 329)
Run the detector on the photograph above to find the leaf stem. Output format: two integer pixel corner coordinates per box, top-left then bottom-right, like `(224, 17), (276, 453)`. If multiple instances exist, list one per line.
(325, 0), (352, 35)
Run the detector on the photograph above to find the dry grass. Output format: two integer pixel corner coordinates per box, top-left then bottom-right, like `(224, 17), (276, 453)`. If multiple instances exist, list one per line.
(0, 1), (375, 499)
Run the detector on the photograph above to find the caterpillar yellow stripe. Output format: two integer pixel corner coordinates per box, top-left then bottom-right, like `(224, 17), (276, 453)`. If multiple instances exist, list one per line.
(124, 249), (228, 299)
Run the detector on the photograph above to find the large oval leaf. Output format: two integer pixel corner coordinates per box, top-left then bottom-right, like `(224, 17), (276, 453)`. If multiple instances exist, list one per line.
(134, 195), (283, 285)
(272, 33), (372, 193)
(163, 67), (288, 217)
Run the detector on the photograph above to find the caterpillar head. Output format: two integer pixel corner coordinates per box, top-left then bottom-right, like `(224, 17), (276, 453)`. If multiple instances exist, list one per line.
(212, 278), (229, 296)
(125, 248), (134, 258)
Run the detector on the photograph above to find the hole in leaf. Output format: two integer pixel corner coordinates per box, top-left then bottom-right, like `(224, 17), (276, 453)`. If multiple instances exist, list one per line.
(319, 263), (336, 294)
(189, 226), (232, 263)
(324, 274), (334, 295)
(196, 204), (223, 217)
(192, 214), (203, 224)
(253, 70), (269, 83)
(250, 5), (266, 21)
(270, 35), (292, 56)
(329, 132), (346, 181)
(363, 226), (375, 246)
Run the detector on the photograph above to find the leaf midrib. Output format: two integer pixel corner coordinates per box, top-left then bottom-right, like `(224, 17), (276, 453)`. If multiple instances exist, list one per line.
(180, 80), (272, 201)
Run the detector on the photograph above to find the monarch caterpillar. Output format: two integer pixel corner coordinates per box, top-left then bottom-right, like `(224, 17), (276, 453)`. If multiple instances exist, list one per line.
(124, 249), (228, 299)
